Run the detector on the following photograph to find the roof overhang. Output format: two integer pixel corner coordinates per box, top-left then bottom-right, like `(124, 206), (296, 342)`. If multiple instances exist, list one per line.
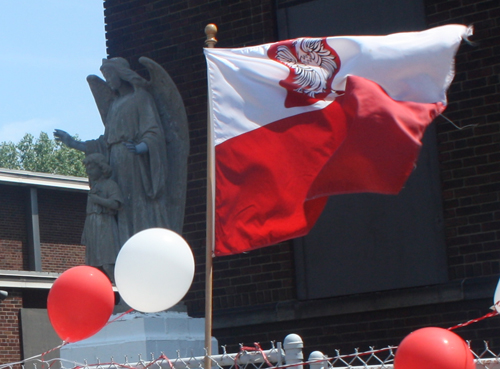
(0, 168), (89, 192)
(0, 270), (118, 291)
(0, 270), (60, 289)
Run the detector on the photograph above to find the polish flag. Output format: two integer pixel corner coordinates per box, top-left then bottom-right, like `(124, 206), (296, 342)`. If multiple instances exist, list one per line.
(205, 25), (471, 256)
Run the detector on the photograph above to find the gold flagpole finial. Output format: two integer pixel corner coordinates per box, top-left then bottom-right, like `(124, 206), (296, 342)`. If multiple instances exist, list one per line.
(205, 24), (218, 48)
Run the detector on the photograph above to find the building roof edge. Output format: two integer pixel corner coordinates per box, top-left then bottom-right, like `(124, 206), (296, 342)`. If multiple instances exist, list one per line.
(0, 168), (89, 192)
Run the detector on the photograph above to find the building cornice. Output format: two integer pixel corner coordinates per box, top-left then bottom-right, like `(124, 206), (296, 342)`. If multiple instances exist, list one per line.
(0, 168), (89, 192)
(0, 270), (60, 289)
(0, 270), (118, 291)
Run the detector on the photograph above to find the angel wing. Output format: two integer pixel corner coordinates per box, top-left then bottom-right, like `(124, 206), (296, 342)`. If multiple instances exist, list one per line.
(139, 56), (190, 235)
(87, 74), (115, 126)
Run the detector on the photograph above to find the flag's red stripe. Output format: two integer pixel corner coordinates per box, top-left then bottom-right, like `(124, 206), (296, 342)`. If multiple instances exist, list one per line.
(215, 101), (348, 256)
(309, 75), (445, 198)
(215, 76), (445, 256)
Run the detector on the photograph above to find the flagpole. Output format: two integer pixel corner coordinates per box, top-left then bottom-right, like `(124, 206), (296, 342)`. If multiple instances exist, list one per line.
(204, 23), (217, 369)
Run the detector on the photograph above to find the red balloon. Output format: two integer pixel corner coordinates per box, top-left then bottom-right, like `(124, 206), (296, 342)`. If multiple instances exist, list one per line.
(394, 327), (475, 369)
(47, 266), (114, 342)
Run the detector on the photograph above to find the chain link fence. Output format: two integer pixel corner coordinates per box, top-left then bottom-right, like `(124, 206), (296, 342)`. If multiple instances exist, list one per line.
(3, 334), (500, 369)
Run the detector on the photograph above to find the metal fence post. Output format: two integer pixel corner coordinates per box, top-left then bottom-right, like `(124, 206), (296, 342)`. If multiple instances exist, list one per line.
(308, 351), (328, 369)
(284, 334), (304, 365)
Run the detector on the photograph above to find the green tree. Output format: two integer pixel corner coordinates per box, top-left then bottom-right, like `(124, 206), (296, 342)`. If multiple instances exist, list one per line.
(0, 132), (86, 177)
(0, 141), (20, 170)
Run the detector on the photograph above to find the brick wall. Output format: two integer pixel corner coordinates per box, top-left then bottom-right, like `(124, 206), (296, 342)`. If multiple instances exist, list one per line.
(0, 185), (28, 270)
(41, 243), (85, 273)
(424, 0), (500, 280)
(0, 290), (22, 365)
(0, 184), (86, 362)
(38, 189), (86, 246)
(38, 189), (86, 272)
(211, 242), (295, 311)
(0, 185), (87, 273)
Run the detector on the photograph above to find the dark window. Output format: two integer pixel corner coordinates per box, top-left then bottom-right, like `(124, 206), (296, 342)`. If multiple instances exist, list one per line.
(277, 0), (449, 299)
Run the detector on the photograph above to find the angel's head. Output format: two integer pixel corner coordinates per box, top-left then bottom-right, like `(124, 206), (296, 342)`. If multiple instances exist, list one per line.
(100, 57), (146, 91)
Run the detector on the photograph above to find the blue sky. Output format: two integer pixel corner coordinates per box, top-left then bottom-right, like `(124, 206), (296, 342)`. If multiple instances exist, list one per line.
(0, 0), (107, 144)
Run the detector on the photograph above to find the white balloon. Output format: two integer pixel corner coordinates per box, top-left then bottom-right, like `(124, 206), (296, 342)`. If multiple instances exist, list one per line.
(114, 228), (195, 313)
(494, 277), (500, 313)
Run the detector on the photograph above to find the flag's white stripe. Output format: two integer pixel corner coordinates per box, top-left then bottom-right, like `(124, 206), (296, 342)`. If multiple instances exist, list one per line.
(326, 24), (469, 103)
(205, 24), (470, 146)
(206, 50), (333, 146)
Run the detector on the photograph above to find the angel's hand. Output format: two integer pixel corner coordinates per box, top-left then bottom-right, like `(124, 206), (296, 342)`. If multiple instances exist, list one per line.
(123, 140), (148, 155)
(54, 129), (86, 152)
(53, 129), (73, 146)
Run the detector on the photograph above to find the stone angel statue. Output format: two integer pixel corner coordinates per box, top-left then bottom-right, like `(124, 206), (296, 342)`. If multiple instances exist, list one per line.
(55, 57), (189, 246)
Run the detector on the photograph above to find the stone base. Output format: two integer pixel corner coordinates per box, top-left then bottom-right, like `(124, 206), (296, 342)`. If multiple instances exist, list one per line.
(60, 308), (218, 364)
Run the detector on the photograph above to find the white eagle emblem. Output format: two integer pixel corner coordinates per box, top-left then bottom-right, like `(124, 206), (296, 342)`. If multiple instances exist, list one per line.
(276, 38), (338, 98)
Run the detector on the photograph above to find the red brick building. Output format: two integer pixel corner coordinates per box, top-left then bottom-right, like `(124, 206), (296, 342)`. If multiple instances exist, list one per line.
(0, 169), (87, 364)
(1, 0), (499, 365)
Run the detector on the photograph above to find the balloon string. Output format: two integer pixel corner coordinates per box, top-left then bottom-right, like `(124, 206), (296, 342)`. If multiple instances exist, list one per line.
(106, 308), (134, 326)
(143, 353), (175, 369)
(40, 342), (69, 365)
(0, 342), (69, 369)
(448, 306), (499, 331)
(234, 343), (274, 369)
(42, 310), (133, 367)
(439, 113), (478, 130)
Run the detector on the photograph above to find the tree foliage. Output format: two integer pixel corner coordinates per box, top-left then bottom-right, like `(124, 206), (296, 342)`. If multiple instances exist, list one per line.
(0, 132), (86, 177)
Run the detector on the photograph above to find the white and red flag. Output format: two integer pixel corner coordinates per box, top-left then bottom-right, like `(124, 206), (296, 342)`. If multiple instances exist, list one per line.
(205, 24), (471, 256)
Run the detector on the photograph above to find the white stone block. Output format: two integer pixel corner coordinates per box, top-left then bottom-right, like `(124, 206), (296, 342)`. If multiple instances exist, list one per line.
(60, 310), (218, 365)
